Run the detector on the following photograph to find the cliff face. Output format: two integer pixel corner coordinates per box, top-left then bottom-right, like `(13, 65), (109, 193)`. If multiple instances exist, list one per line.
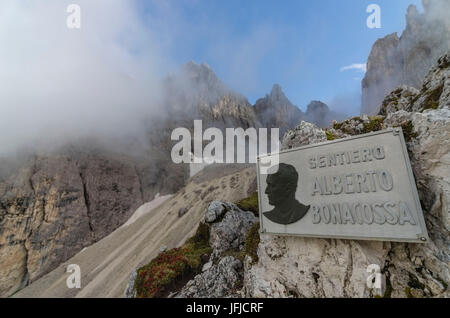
(0, 151), (152, 296)
(361, 0), (450, 115)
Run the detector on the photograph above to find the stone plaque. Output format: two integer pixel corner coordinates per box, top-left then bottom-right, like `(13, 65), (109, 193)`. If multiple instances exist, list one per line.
(256, 128), (429, 243)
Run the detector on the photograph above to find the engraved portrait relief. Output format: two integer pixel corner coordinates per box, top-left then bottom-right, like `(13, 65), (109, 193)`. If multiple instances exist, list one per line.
(263, 163), (310, 225)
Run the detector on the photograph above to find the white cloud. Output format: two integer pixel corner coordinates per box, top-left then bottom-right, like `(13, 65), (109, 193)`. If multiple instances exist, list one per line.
(340, 63), (367, 73)
(0, 0), (177, 155)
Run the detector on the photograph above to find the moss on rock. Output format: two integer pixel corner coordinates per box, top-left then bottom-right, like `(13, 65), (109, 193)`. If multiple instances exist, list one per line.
(405, 287), (413, 298)
(325, 130), (338, 141)
(422, 83), (443, 111)
(362, 116), (385, 133)
(236, 192), (259, 216)
(332, 121), (343, 130)
(394, 121), (418, 142)
(408, 272), (425, 290)
(244, 222), (260, 264)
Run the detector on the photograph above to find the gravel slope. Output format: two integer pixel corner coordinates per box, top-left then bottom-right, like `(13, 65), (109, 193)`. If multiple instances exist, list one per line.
(13, 165), (256, 298)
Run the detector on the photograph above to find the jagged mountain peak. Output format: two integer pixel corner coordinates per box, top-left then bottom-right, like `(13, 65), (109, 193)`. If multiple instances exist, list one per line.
(179, 61), (224, 92)
(254, 84), (303, 135)
(256, 83), (294, 109)
(306, 100), (329, 113)
(183, 61), (217, 79)
(269, 83), (283, 98)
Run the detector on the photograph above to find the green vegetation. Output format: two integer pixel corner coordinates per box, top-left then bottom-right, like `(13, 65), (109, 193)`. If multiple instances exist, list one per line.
(244, 222), (261, 264)
(394, 121), (418, 142)
(332, 117), (362, 135)
(325, 130), (338, 141)
(403, 272), (426, 298)
(405, 287), (413, 298)
(236, 192), (259, 216)
(221, 222), (260, 264)
(332, 121), (343, 130)
(362, 116), (385, 133)
(333, 116), (386, 136)
(134, 222), (212, 298)
(408, 272), (425, 290)
(383, 277), (393, 298)
(422, 84), (443, 111)
(409, 91), (422, 107)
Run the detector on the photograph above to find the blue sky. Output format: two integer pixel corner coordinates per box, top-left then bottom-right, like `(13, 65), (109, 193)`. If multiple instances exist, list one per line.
(138, 0), (422, 115)
(0, 1), (426, 154)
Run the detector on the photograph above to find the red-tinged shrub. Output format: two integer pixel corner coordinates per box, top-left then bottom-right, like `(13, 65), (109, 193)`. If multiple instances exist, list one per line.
(134, 223), (212, 298)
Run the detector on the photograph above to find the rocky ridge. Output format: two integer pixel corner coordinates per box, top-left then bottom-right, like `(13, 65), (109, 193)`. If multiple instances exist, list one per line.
(362, 0), (450, 115)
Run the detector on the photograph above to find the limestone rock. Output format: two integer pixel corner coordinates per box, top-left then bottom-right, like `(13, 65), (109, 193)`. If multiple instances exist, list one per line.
(379, 86), (420, 116)
(362, 0), (450, 114)
(281, 121), (327, 150)
(205, 201), (228, 223)
(411, 53), (450, 112)
(0, 244), (28, 297)
(177, 256), (243, 298)
(0, 153), (145, 297)
(158, 246), (168, 254)
(209, 205), (257, 260)
(177, 201), (257, 298)
(178, 208), (188, 218)
(124, 270), (137, 298)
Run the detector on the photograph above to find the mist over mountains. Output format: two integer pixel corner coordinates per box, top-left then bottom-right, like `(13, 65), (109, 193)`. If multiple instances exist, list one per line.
(362, 0), (450, 114)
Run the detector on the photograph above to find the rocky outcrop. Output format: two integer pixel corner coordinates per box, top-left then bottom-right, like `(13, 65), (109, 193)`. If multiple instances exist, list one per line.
(244, 54), (450, 298)
(207, 203), (257, 261)
(362, 0), (450, 115)
(379, 52), (450, 116)
(177, 256), (243, 298)
(124, 270), (137, 298)
(281, 121), (327, 150)
(379, 86), (420, 116)
(175, 202), (258, 298)
(0, 152), (153, 297)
